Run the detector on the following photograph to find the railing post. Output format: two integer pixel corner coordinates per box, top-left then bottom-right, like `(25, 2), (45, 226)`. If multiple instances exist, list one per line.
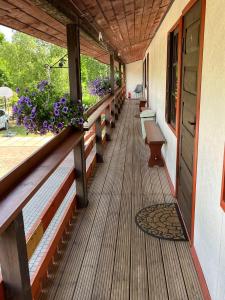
(67, 22), (88, 208)
(74, 137), (88, 208)
(0, 213), (32, 300)
(95, 116), (104, 162)
(105, 105), (111, 141)
(115, 96), (119, 120)
(117, 92), (121, 114)
(111, 98), (116, 128)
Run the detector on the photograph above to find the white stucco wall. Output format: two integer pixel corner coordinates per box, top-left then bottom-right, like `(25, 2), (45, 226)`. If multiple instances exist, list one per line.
(125, 0), (225, 299)
(194, 1), (225, 299)
(125, 60), (142, 98)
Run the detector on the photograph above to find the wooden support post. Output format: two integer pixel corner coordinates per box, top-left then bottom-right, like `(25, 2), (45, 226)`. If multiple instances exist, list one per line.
(105, 105), (111, 141)
(110, 54), (116, 126)
(95, 116), (104, 162)
(0, 213), (32, 300)
(123, 64), (126, 87)
(67, 23), (88, 208)
(118, 62), (122, 113)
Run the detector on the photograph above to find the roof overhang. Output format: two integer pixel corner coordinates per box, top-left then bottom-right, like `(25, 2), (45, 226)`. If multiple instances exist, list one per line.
(1, 0), (174, 64)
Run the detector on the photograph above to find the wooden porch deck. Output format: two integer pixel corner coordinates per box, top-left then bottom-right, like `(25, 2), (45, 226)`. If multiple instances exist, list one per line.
(40, 101), (203, 300)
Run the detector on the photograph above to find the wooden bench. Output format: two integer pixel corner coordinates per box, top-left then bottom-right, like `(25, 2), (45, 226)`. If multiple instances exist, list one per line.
(144, 121), (166, 167)
(139, 99), (147, 112)
(141, 107), (149, 112)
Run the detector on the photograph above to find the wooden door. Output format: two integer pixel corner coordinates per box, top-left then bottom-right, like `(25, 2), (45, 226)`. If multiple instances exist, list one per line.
(178, 0), (201, 236)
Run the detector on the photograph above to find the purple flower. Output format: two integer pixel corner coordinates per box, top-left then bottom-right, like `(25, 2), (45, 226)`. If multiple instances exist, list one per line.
(48, 124), (53, 131)
(13, 105), (18, 114)
(37, 80), (48, 92)
(43, 121), (48, 128)
(77, 99), (82, 104)
(57, 122), (63, 129)
(54, 109), (60, 117)
(62, 106), (68, 113)
(16, 88), (20, 94)
(31, 107), (36, 114)
(78, 118), (84, 125)
(60, 98), (66, 104)
(18, 96), (25, 104)
(40, 128), (47, 135)
(54, 102), (61, 109)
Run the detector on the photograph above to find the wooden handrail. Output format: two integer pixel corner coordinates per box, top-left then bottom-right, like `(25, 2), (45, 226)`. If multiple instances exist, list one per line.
(84, 87), (123, 130)
(0, 84), (126, 300)
(0, 127), (83, 234)
(85, 87), (122, 118)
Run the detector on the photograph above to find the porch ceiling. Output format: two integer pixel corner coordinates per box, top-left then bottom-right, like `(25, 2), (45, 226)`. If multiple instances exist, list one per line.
(0, 0), (173, 64)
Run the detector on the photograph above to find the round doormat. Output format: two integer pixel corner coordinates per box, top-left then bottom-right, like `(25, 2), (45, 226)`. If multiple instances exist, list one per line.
(135, 203), (188, 241)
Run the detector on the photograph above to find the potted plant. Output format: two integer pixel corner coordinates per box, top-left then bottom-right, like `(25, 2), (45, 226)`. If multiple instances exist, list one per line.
(13, 80), (86, 135)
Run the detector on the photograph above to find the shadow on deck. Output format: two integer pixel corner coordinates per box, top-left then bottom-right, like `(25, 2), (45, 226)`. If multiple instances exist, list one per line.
(39, 101), (203, 300)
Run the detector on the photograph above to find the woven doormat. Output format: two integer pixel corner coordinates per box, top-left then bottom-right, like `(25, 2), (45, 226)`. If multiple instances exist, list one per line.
(135, 203), (188, 241)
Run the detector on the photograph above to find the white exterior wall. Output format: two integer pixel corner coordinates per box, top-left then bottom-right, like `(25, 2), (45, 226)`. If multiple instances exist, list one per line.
(194, 1), (225, 299)
(125, 60), (142, 98)
(125, 0), (225, 299)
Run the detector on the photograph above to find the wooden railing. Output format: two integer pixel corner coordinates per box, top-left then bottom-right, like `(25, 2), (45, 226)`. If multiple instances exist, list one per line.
(0, 86), (125, 300)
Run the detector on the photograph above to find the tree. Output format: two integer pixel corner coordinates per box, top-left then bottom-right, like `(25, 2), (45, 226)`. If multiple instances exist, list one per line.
(0, 31), (109, 106)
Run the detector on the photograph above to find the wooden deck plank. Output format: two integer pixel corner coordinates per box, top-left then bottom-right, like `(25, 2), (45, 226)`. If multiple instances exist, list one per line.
(39, 101), (204, 300)
(53, 104), (130, 300)
(175, 242), (204, 299)
(72, 104), (130, 299)
(110, 194), (131, 300)
(130, 107), (149, 300)
(161, 240), (188, 300)
(91, 106), (130, 300)
(110, 104), (133, 300)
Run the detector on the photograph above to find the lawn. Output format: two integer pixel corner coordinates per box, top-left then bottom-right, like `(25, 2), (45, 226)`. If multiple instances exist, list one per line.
(0, 121), (53, 137)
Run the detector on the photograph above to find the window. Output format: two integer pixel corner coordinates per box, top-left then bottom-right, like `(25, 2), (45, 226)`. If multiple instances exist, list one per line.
(220, 147), (225, 211)
(165, 26), (180, 131)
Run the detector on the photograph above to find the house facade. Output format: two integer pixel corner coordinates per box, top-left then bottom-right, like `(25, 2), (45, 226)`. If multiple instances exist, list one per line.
(126, 0), (225, 299)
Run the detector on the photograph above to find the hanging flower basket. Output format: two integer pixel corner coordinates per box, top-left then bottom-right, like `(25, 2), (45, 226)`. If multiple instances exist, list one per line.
(88, 77), (111, 97)
(13, 80), (86, 135)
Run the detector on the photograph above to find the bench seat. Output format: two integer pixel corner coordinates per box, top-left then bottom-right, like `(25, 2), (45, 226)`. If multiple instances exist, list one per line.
(144, 121), (166, 167)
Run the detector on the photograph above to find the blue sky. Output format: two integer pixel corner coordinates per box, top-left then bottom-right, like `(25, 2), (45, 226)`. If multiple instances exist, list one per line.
(0, 25), (14, 42)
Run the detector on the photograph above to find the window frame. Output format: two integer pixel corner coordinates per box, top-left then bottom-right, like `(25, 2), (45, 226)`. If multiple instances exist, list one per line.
(165, 19), (182, 136)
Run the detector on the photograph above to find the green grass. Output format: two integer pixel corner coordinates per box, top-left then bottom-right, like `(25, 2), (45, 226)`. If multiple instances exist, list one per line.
(0, 121), (52, 137)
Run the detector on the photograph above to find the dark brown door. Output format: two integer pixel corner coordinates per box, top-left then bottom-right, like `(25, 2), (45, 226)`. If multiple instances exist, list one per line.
(178, 0), (201, 236)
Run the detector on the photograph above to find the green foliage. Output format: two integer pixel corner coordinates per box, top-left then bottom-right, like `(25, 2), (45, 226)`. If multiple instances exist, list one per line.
(0, 33), (4, 44)
(0, 68), (11, 86)
(0, 31), (109, 107)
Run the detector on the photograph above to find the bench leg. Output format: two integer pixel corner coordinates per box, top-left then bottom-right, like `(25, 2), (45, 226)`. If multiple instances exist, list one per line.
(148, 143), (164, 167)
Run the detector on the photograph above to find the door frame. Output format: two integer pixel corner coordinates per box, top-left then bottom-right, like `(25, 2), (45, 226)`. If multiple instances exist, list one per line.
(146, 53), (149, 103)
(175, 0), (206, 244)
